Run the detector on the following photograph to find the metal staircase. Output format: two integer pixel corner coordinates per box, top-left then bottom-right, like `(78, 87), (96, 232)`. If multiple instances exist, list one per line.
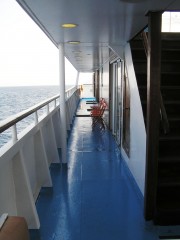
(131, 32), (180, 225)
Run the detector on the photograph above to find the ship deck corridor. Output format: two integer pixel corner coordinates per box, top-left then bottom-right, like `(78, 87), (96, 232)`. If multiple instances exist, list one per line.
(30, 99), (159, 240)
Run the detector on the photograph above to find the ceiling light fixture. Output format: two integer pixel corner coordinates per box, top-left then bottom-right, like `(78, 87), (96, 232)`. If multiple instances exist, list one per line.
(61, 23), (78, 28)
(67, 41), (80, 44)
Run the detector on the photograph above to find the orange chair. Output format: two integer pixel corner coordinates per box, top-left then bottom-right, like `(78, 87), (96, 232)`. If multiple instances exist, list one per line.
(90, 102), (107, 127)
(90, 98), (105, 110)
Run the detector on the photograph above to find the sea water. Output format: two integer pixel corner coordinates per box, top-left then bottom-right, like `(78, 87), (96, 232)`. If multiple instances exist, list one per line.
(0, 85), (72, 148)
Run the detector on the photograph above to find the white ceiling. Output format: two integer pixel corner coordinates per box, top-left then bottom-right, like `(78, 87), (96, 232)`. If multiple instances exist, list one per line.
(16, 0), (180, 72)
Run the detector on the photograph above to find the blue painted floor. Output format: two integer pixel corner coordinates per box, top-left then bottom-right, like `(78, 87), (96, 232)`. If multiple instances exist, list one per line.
(30, 99), (159, 240)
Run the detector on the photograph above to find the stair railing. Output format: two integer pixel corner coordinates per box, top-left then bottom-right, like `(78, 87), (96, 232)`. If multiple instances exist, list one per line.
(159, 94), (170, 134)
(141, 31), (148, 57)
(141, 31), (170, 134)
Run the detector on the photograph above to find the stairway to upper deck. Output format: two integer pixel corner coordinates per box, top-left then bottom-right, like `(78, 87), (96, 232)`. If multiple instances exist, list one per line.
(130, 33), (180, 225)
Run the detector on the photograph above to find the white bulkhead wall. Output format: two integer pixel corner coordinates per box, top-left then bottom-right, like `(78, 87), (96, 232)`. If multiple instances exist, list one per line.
(99, 44), (146, 196)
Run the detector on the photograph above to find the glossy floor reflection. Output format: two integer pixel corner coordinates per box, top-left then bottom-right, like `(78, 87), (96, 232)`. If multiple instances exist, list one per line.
(31, 99), (159, 240)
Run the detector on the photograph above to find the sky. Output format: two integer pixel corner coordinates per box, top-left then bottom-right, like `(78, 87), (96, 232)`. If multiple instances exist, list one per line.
(0, 0), (92, 87)
(162, 12), (180, 32)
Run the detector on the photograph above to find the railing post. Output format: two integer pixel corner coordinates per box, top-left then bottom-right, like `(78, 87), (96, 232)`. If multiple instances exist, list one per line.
(58, 43), (67, 164)
(34, 111), (38, 125)
(12, 124), (18, 143)
(46, 104), (50, 115)
(54, 99), (56, 109)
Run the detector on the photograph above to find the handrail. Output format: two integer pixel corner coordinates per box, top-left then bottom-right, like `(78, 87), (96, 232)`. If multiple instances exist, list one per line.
(65, 86), (77, 100)
(141, 31), (148, 57)
(159, 94), (170, 134)
(0, 86), (78, 134)
(141, 31), (170, 134)
(0, 94), (59, 134)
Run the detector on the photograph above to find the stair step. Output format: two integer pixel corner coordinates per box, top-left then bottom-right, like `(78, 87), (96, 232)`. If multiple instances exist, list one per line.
(137, 84), (180, 91)
(161, 87), (180, 101)
(130, 39), (144, 49)
(154, 208), (180, 225)
(161, 32), (180, 40)
(157, 179), (180, 196)
(159, 137), (180, 157)
(164, 118), (180, 130)
(159, 156), (180, 163)
(134, 62), (180, 74)
(160, 128), (180, 137)
(168, 118), (180, 132)
(159, 149), (180, 159)
(158, 180), (180, 188)
(133, 62), (146, 73)
(161, 86), (180, 90)
(135, 87), (180, 101)
(131, 49), (146, 60)
(162, 72), (180, 86)
(158, 164), (180, 183)
(160, 135), (180, 140)
(162, 50), (180, 61)
(157, 186), (180, 206)
(164, 101), (180, 117)
(162, 61), (180, 73)
(157, 185), (180, 204)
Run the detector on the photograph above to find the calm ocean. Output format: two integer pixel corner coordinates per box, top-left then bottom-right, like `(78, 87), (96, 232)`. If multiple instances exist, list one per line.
(0, 85), (73, 148)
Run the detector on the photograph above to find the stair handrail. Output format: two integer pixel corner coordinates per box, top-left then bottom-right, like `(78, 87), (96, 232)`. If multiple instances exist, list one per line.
(141, 31), (148, 57)
(159, 94), (170, 134)
(141, 31), (170, 134)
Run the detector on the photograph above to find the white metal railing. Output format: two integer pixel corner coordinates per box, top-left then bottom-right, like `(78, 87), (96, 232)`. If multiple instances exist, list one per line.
(65, 86), (78, 100)
(0, 86), (78, 143)
(0, 94), (59, 140)
(0, 86), (80, 229)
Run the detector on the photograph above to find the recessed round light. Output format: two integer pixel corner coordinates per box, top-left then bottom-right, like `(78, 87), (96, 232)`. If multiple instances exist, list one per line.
(67, 41), (80, 44)
(119, 0), (145, 2)
(61, 23), (78, 28)
(72, 50), (82, 53)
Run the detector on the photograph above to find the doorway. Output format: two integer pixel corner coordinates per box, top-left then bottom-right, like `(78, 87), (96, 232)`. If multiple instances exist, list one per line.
(109, 59), (123, 146)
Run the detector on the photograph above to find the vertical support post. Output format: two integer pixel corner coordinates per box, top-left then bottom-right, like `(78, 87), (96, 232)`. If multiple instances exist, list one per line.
(58, 43), (67, 164)
(95, 70), (100, 102)
(144, 11), (162, 220)
(76, 72), (79, 88)
(54, 99), (56, 109)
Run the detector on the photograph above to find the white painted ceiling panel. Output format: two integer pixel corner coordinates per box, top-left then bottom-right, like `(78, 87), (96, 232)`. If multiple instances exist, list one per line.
(16, 0), (180, 72)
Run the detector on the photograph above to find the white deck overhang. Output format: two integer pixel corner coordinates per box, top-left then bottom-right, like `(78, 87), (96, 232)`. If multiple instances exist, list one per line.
(16, 0), (180, 72)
